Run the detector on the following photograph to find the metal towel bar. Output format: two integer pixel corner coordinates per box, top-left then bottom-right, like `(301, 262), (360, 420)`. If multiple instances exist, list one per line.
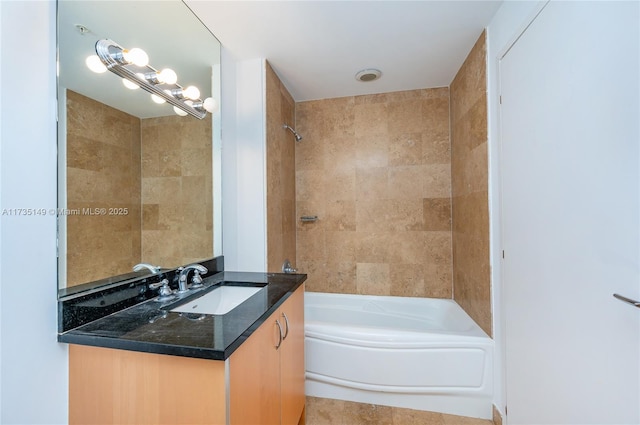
(613, 293), (640, 309)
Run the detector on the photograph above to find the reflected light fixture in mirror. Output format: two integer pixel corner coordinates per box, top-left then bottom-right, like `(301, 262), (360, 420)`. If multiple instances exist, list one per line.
(88, 39), (217, 119)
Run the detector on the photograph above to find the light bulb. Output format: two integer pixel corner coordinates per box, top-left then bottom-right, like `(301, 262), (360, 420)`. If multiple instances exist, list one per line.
(158, 68), (177, 85)
(203, 97), (217, 113)
(122, 78), (139, 90)
(183, 85), (200, 100)
(151, 94), (166, 104)
(173, 106), (188, 116)
(122, 47), (148, 67)
(85, 55), (107, 73)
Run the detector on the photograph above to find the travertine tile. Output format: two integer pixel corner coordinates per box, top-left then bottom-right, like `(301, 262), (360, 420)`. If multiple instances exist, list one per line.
(389, 263), (427, 297)
(296, 87), (453, 298)
(450, 31), (487, 121)
(442, 413), (493, 425)
(392, 407), (443, 425)
(355, 198), (391, 232)
(305, 396), (346, 425)
(493, 406), (503, 425)
(355, 167), (389, 200)
(355, 134), (389, 169)
(342, 400), (393, 425)
(423, 164), (452, 198)
(66, 91), (142, 286)
(450, 30), (491, 336)
(305, 397), (493, 425)
(389, 166), (426, 200)
(324, 262), (358, 294)
(324, 169), (356, 201)
(387, 231), (428, 264)
(142, 177), (181, 204)
(324, 201), (356, 231)
(325, 136), (357, 171)
(141, 113), (213, 269)
(356, 263), (391, 295)
(296, 170), (327, 204)
(355, 231), (392, 263)
(354, 102), (388, 137)
(386, 199), (424, 231)
(389, 133), (423, 166)
(387, 99), (426, 134)
(423, 198), (452, 231)
(142, 204), (160, 230)
(297, 228), (326, 262)
(296, 133), (325, 171)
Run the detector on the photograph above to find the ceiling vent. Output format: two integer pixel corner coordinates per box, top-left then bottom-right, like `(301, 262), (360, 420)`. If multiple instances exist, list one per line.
(355, 68), (382, 82)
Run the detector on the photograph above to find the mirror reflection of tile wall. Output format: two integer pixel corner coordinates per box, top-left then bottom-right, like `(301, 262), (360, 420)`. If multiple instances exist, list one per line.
(66, 90), (142, 286)
(141, 115), (213, 268)
(66, 90), (212, 287)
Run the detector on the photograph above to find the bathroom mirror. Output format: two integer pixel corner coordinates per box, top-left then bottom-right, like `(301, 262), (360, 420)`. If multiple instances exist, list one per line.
(57, 0), (222, 294)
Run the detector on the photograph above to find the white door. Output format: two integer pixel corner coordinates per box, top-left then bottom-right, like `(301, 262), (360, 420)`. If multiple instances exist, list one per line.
(500, 1), (639, 424)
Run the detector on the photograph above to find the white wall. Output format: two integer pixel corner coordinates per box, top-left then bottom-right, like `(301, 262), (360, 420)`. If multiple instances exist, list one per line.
(0, 1), (68, 423)
(485, 0), (548, 417)
(221, 55), (268, 272)
(488, 1), (640, 423)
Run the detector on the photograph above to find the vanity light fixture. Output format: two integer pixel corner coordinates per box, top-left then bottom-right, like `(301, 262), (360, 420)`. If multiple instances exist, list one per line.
(89, 39), (216, 119)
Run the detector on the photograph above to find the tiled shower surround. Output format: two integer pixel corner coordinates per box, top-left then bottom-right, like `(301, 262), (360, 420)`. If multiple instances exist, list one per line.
(295, 87), (453, 298)
(266, 62), (297, 272)
(294, 32), (491, 335)
(66, 90), (213, 286)
(450, 31), (491, 336)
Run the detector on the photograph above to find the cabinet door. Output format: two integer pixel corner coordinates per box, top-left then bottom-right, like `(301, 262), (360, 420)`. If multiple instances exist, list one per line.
(279, 286), (305, 425)
(69, 345), (226, 425)
(229, 313), (282, 425)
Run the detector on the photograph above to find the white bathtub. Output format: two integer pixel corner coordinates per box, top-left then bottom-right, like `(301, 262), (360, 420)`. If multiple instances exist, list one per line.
(304, 292), (494, 419)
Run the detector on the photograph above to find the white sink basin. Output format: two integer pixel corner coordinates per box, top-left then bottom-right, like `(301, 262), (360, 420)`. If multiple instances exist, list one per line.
(171, 286), (262, 315)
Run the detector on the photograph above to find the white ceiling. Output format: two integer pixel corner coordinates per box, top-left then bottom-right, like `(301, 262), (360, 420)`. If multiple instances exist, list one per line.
(185, 0), (503, 102)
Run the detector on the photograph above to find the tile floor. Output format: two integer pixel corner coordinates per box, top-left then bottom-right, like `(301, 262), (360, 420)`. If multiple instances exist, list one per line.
(305, 396), (495, 425)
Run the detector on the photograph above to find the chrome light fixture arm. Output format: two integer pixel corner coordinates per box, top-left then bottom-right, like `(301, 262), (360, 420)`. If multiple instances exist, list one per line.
(95, 39), (207, 119)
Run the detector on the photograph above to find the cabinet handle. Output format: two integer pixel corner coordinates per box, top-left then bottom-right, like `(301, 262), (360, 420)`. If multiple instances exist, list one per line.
(281, 312), (290, 340)
(275, 320), (284, 350)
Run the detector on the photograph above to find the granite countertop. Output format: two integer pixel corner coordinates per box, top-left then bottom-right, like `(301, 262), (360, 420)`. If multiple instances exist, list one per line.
(58, 271), (306, 360)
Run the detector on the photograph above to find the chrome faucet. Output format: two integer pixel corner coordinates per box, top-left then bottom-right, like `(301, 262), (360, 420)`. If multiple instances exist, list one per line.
(177, 264), (208, 293)
(133, 263), (162, 274)
(282, 259), (298, 274)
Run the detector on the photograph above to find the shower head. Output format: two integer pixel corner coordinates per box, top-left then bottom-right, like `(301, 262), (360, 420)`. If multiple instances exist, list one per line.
(283, 124), (303, 142)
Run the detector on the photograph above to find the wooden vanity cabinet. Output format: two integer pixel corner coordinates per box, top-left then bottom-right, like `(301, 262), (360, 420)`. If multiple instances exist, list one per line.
(69, 345), (227, 424)
(68, 285), (305, 425)
(229, 284), (305, 425)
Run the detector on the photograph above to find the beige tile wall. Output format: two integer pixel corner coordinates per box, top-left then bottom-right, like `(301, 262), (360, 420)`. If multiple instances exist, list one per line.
(295, 88), (452, 297)
(66, 90), (142, 286)
(141, 114), (213, 269)
(266, 62), (297, 272)
(450, 31), (492, 336)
